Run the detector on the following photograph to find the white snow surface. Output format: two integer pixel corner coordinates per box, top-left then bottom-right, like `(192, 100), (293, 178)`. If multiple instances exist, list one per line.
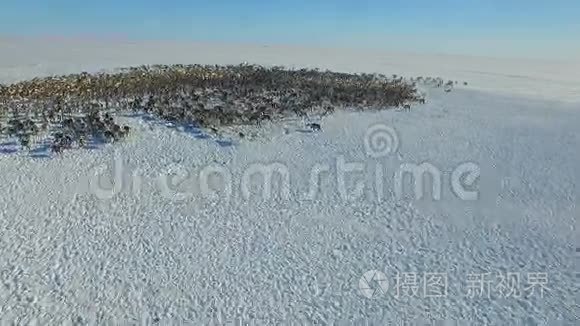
(0, 39), (579, 324)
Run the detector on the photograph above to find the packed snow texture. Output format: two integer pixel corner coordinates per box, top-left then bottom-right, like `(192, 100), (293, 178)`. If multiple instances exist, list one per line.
(0, 39), (579, 324)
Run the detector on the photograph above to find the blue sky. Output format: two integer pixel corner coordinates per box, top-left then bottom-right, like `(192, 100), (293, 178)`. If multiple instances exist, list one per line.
(1, 0), (579, 59)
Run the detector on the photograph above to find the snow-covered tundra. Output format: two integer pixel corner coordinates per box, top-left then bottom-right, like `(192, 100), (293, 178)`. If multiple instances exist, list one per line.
(0, 38), (578, 324)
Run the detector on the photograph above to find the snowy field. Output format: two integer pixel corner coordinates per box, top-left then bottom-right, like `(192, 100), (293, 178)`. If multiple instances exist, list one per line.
(0, 39), (579, 324)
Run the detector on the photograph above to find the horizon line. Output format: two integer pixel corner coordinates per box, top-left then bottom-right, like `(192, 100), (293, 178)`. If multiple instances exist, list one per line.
(1, 34), (577, 65)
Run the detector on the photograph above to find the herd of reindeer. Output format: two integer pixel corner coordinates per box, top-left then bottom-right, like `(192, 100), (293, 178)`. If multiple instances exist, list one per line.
(0, 63), (461, 155)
